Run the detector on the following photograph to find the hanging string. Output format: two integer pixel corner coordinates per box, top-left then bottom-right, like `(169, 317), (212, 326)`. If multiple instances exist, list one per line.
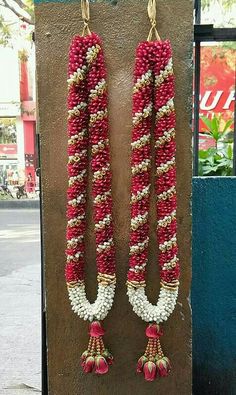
(81, 0), (91, 36)
(147, 0), (161, 41)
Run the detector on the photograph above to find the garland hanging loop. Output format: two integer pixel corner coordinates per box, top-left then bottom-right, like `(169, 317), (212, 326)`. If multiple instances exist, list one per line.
(147, 0), (161, 41)
(81, 0), (91, 36)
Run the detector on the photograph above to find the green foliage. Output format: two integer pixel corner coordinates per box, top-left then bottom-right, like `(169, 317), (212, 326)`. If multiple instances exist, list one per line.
(199, 114), (234, 176)
(0, 15), (11, 46)
(23, 0), (34, 19)
(0, 0), (34, 47)
(201, 114), (233, 146)
(199, 145), (233, 176)
(222, 41), (236, 50)
(202, 0), (235, 9)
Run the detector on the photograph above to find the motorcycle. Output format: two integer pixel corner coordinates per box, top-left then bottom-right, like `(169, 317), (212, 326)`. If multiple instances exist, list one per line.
(15, 185), (28, 199)
(0, 184), (14, 199)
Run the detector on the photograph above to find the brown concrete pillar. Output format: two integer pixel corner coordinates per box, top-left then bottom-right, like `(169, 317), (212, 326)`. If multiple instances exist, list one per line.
(35, 1), (192, 393)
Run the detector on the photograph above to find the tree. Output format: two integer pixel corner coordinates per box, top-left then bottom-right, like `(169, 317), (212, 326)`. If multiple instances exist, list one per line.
(0, 0), (34, 25)
(202, 0), (235, 10)
(0, 0), (34, 46)
(201, 0), (236, 27)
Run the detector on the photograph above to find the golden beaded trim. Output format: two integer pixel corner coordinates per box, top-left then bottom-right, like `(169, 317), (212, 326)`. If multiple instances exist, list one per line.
(160, 280), (179, 291)
(67, 280), (84, 288)
(97, 273), (116, 286)
(127, 280), (146, 289)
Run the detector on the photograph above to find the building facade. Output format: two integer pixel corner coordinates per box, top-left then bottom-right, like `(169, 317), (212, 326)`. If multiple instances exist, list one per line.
(0, 46), (37, 189)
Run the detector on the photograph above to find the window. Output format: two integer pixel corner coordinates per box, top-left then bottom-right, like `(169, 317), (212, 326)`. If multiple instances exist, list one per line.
(193, 1), (236, 176)
(0, 118), (17, 144)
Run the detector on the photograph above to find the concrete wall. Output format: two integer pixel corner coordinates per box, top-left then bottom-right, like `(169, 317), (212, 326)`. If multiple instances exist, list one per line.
(35, 1), (193, 393)
(192, 177), (236, 394)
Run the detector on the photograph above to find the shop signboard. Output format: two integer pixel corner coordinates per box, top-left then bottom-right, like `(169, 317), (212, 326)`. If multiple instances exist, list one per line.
(0, 103), (21, 118)
(198, 45), (235, 149)
(0, 144), (17, 158)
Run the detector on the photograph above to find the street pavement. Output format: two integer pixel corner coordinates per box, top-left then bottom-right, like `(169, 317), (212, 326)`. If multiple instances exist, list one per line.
(0, 210), (41, 394)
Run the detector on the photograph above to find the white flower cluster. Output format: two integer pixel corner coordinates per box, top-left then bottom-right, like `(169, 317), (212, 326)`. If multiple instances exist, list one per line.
(96, 237), (114, 254)
(131, 212), (148, 230)
(95, 214), (112, 230)
(155, 58), (173, 87)
(67, 65), (87, 85)
(157, 185), (176, 201)
(131, 133), (151, 150)
(94, 190), (111, 204)
(131, 185), (150, 203)
(130, 236), (149, 254)
(159, 235), (177, 252)
(68, 102), (87, 117)
(156, 98), (174, 120)
(68, 149), (87, 164)
(67, 212), (85, 227)
(69, 169), (87, 186)
(94, 164), (110, 179)
(68, 129), (87, 146)
(86, 44), (101, 64)
(158, 210), (176, 228)
(90, 109), (108, 124)
(131, 159), (151, 175)
(155, 127), (175, 148)
(89, 78), (106, 99)
(162, 256), (179, 270)
(133, 69), (152, 93)
(68, 283), (116, 322)
(133, 103), (153, 126)
(127, 286), (178, 323)
(156, 157), (175, 175)
(129, 262), (146, 273)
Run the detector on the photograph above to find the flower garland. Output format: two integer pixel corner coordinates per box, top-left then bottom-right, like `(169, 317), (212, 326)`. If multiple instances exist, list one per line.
(127, 39), (180, 381)
(65, 32), (116, 375)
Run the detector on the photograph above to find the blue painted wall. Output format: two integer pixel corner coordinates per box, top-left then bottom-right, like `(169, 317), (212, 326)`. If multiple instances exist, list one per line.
(192, 177), (236, 394)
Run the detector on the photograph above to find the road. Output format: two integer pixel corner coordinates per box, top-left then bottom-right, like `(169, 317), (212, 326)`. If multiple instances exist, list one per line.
(0, 209), (41, 395)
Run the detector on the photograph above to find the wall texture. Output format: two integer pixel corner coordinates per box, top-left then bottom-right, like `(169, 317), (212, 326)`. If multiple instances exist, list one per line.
(35, 1), (193, 393)
(192, 177), (236, 394)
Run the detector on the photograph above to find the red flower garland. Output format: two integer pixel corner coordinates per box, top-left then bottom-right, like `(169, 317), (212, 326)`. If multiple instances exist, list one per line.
(127, 40), (180, 380)
(65, 32), (116, 375)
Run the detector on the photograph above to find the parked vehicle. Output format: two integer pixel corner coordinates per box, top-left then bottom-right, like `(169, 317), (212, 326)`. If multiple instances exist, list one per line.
(15, 185), (28, 199)
(0, 184), (14, 199)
